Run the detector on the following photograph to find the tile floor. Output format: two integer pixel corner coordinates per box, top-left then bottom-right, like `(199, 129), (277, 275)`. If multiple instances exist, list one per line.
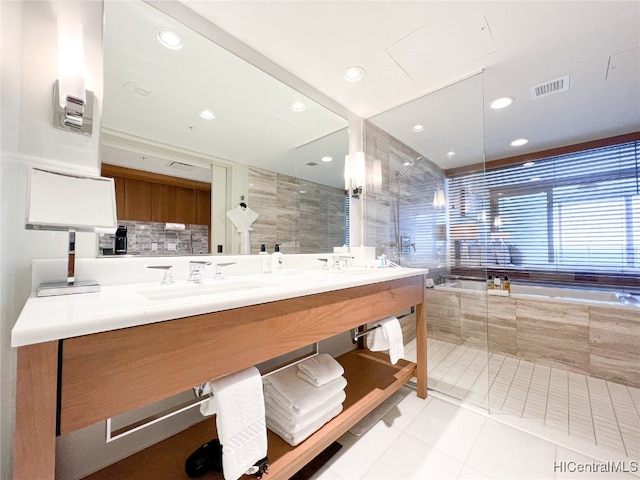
(309, 339), (639, 479)
(311, 388), (639, 480)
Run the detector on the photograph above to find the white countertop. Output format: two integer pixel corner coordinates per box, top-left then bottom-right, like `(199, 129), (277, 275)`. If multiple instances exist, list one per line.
(12, 266), (428, 347)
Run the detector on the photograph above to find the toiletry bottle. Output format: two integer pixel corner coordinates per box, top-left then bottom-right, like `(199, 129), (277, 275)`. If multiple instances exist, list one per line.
(271, 244), (283, 272)
(487, 274), (494, 290)
(503, 276), (510, 293)
(259, 244), (268, 255)
(380, 254), (387, 268)
(494, 275), (502, 290)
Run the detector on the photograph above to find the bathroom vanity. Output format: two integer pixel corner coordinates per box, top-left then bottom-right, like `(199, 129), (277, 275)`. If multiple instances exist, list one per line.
(12, 265), (427, 479)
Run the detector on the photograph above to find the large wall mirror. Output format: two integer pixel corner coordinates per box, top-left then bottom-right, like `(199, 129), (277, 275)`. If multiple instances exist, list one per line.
(99, 0), (349, 256)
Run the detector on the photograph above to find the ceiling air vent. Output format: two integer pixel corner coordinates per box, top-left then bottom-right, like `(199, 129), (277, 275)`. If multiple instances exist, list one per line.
(530, 74), (570, 100)
(168, 161), (194, 171)
(305, 161), (319, 167)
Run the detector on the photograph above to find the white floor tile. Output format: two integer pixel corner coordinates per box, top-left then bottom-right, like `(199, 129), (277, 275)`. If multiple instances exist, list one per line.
(466, 418), (558, 479)
(363, 432), (464, 479)
(328, 421), (403, 479)
(404, 397), (486, 462)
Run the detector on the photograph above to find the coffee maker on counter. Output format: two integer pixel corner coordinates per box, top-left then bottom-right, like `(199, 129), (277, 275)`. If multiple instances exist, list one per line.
(115, 226), (128, 254)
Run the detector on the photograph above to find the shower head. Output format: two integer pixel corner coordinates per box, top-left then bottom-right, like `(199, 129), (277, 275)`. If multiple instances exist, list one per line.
(396, 156), (426, 177)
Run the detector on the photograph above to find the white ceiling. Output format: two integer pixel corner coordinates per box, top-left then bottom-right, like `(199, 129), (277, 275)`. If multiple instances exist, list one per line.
(102, 1), (640, 181)
(182, 0), (640, 168)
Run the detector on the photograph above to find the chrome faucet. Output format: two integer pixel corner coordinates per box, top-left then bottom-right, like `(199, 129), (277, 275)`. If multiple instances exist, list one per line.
(188, 261), (211, 283)
(145, 265), (174, 284)
(213, 262), (235, 280)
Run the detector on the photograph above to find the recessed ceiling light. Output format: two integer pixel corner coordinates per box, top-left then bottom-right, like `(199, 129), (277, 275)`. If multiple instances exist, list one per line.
(343, 66), (366, 82)
(289, 101), (306, 112)
(157, 28), (184, 50)
(490, 96), (514, 109)
(411, 124), (425, 132)
(446, 151), (456, 158)
(523, 161), (536, 167)
(197, 109), (215, 120)
(511, 138), (529, 147)
(321, 156), (333, 163)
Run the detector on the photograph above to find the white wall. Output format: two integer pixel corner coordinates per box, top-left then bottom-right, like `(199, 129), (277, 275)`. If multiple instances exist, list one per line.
(0, 1), (103, 477)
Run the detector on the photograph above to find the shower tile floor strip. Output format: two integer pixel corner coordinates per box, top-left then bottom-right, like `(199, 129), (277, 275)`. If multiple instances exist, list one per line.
(403, 338), (640, 462)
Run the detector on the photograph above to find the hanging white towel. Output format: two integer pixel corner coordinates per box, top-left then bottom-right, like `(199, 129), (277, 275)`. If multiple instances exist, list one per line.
(366, 316), (405, 365)
(225, 205), (259, 254)
(296, 353), (344, 387)
(263, 364), (347, 416)
(206, 367), (267, 480)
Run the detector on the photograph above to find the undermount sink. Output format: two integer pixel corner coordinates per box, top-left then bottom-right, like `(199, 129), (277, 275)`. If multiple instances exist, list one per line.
(137, 279), (270, 302)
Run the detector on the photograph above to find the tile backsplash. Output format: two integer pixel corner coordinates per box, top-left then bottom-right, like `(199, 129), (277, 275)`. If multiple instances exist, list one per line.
(99, 221), (209, 256)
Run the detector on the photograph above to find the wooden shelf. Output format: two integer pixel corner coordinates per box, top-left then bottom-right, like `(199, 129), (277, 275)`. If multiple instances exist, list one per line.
(82, 350), (416, 480)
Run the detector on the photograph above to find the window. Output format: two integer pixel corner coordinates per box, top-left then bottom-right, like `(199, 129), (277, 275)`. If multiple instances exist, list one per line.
(449, 140), (639, 277)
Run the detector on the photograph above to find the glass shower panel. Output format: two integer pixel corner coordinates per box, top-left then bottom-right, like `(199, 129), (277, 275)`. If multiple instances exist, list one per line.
(366, 73), (489, 410)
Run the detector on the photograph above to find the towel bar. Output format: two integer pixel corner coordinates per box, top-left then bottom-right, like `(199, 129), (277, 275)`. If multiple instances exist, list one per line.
(105, 394), (211, 443)
(351, 308), (414, 343)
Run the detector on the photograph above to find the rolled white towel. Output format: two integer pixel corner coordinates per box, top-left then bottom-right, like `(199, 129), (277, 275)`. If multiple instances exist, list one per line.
(265, 390), (345, 433)
(267, 404), (343, 446)
(296, 353), (344, 387)
(263, 365), (347, 416)
(366, 316), (405, 365)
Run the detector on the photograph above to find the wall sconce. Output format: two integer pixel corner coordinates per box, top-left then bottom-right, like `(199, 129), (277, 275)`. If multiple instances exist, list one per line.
(345, 151), (366, 199)
(26, 167), (117, 296)
(493, 215), (503, 229)
(53, 15), (93, 135)
(432, 187), (446, 209)
(372, 159), (383, 192)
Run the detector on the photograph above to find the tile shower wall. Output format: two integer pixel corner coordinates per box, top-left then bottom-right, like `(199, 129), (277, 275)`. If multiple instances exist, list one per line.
(99, 221), (209, 256)
(247, 166), (346, 254)
(364, 122), (447, 270)
(425, 288), (640, 388)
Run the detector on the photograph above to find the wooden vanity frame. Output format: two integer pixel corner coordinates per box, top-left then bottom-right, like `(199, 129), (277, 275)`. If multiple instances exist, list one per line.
(13, 274), (427, 479)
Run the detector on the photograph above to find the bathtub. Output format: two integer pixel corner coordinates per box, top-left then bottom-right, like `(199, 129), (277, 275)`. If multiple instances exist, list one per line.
(438, 279), (638, 305)
(427, 278), (640, 388)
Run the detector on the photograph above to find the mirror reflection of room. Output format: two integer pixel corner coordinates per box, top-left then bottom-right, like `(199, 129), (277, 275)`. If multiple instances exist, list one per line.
(99, 0), (349, 257)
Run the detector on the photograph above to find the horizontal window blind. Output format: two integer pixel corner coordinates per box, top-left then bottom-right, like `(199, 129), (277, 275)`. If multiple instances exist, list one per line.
(449, 141), (639, 275)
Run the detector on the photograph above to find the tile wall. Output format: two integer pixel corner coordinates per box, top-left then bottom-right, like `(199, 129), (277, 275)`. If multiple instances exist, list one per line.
(99, 221), (209, 256)
(425, 288), (640, 388)
(247, 166), (346, 254)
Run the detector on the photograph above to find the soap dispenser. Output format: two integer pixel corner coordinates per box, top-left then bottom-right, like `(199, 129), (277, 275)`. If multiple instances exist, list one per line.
(271, 244), (283, 272)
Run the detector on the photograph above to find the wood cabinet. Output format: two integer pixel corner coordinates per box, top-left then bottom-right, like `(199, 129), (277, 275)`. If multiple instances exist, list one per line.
(123, 178), (152, 221)
(150, 183), (176, 222)
(101, 164), (211, 227)
(13, 275), (428, 480)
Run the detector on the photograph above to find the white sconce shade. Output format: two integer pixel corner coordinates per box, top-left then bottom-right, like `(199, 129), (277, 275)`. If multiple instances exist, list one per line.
(344, 154), (351, 190)
(433, 188), (446, 208)
(57, 15), (86, 107)
(493, 215), (503, 228)
(372, 159), (382, 191)
(352, 151), (366, 188)
(54, 15), (92, 135)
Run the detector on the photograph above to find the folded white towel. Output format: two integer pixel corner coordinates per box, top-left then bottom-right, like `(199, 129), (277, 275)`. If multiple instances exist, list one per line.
(296, 353), (344, 387)
(263, 365), (347, 416)
(366, 316), (405, 365)
(267, 404), (343, 446)
(265, 390), (345, 433)
(206, 367), (267, 480)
